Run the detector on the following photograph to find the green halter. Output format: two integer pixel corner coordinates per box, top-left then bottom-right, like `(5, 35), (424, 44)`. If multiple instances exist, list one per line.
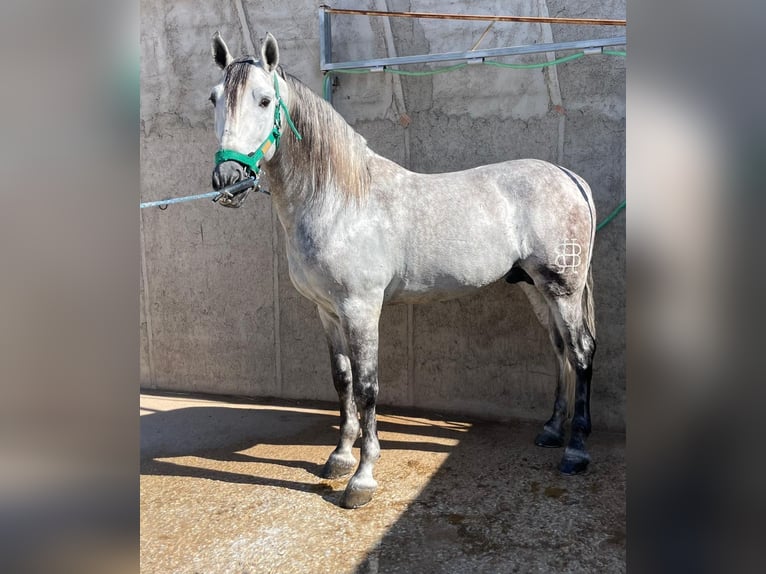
(214, 73), (302, 173)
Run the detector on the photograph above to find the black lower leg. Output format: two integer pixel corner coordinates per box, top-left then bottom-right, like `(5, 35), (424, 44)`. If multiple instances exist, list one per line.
(559, 362), (593, 475)
(536, 326), (568, 448)
(341, 390), (380, 508)
(321, 351), (359, 479)
(535, 365), (567, 448)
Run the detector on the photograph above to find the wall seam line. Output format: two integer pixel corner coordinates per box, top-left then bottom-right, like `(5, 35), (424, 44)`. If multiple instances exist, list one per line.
(140, 210), (156, 387)
(272, 205), (283, 396)
(407, 304), (415, 406)
(538, 0), (566, 165)
(234, 0), (282, 394)
(377, 0), (411, 169)
(378, 0), (415, 404)
(233, 0), (256, 54)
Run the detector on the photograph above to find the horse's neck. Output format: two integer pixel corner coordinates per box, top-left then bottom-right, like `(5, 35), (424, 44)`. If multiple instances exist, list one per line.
(265, 80), (372, 226)
(265, 136), (344, 238)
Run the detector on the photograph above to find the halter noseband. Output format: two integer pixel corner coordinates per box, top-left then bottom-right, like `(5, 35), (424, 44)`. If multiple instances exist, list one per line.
(214, 71), (302, 175)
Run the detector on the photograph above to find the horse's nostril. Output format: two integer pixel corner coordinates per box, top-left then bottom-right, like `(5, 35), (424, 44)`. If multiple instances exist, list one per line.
(212, 161), (247, 190)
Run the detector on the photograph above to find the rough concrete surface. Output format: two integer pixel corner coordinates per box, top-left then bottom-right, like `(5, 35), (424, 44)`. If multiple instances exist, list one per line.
(140, 0), (625, 428)
(141, 392), (626, 573)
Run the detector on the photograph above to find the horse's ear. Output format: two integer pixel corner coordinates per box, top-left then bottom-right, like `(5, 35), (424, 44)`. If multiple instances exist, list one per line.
(212, 31), (233, 70)
(261, 33), (279, 72)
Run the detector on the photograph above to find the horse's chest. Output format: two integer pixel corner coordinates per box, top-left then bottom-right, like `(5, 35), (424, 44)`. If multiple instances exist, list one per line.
(283, 222), (392, 308)
(283, 239), (341, 306)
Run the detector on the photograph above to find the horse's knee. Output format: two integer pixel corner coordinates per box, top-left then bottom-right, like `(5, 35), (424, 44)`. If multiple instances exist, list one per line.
(353, 379), (378, 411)
(330, 354), (352, 393)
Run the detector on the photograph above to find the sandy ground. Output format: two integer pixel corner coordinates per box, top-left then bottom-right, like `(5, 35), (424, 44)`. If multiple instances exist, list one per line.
(140, 392), (625, 573)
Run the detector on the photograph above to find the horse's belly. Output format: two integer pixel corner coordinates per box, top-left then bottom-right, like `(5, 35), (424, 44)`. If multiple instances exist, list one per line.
(387, 241), (516, 304)
(386, 281), (489, 305)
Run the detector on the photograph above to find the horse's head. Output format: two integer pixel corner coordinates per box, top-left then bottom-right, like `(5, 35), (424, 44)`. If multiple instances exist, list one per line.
(209, 32), (285, 205)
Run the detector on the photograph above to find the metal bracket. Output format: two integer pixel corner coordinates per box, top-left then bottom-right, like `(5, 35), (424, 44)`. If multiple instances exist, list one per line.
(318, 6), (625, 103)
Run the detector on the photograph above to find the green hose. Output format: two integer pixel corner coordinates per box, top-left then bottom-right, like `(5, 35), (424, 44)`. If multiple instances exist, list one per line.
(596, 199), (626, 231)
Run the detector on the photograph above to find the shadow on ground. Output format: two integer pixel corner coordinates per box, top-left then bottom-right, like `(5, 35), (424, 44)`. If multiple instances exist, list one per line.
(355, 418), (626, 573)
(141, 401), (460, 497)
(140, 392), (625, 573)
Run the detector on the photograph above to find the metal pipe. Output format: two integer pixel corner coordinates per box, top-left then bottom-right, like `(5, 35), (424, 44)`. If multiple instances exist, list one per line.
(140, 177), (258, 209)
(320, 7), (626, 27)
(321, 35), (626, 71)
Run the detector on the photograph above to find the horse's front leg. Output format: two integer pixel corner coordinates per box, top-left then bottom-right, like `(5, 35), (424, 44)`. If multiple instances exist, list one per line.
(318, 309), (359, 479)
(339, 301), (382, 509)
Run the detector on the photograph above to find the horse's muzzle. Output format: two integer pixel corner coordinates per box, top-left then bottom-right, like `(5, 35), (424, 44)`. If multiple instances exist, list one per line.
(212, 161), (253, 208)
(212, 160), (250, 191)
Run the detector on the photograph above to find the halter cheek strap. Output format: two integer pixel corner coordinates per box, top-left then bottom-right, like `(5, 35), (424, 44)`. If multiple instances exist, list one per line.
(214, 73), (302, 174)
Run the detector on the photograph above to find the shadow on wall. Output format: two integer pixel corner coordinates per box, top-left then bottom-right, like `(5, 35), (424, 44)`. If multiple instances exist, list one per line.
(141, 396), (625, 571)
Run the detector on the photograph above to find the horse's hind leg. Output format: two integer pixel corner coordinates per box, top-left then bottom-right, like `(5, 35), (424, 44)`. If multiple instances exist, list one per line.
(318, 308), (360, 480)
(517, 283), (567, 447)
(538, 328), (570, 448)
(546, 287), (596, 475)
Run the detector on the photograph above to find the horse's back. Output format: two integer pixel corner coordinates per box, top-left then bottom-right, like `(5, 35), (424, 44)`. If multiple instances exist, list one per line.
(363, 156), (594, 303)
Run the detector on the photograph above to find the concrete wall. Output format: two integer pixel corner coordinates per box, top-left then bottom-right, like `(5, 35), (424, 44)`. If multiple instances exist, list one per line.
(140, 0), (625, 430)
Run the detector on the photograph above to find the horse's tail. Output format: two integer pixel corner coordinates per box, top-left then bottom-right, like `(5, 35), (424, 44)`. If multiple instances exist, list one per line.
(583, 264), (596, 340)
(564, 358), (576, 418)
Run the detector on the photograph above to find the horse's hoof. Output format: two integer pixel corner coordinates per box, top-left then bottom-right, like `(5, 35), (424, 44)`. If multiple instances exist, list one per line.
(534, 428), (564, 448)
(558, 447), (591, 475)
(340, 477), (378, 509)
(320, 452), (357, 480)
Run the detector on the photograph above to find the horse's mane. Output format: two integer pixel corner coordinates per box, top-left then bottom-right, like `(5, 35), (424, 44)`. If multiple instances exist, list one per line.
(276, 71), (372, 202)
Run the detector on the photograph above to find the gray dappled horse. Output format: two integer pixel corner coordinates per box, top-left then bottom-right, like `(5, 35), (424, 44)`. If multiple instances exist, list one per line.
(209, 33), (597, 508)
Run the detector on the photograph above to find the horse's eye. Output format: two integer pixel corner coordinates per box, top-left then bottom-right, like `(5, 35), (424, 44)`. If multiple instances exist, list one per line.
(208, 93), (216, 106)
(259, 97), (271, 108)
